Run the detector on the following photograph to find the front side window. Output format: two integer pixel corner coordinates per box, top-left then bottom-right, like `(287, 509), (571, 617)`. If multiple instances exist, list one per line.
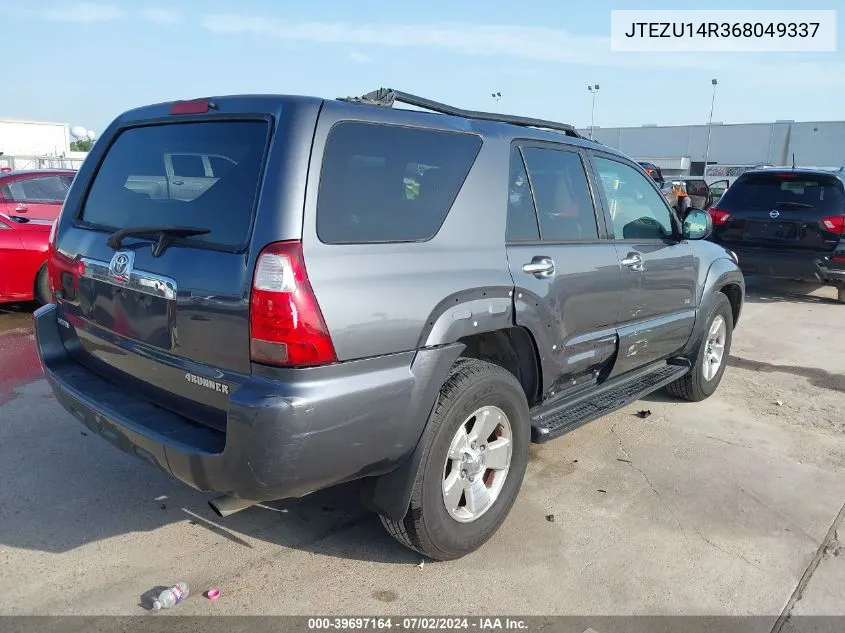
(593, 156), (675, 240)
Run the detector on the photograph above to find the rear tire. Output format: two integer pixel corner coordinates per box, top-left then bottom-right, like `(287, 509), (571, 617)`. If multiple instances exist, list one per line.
(380, 358), (530, 561)
(667, 293), (733, 402)
(34, 265), (51, 306)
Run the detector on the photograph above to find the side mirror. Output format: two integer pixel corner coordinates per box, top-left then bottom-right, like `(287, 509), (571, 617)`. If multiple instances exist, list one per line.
(683, 208), (712, 240)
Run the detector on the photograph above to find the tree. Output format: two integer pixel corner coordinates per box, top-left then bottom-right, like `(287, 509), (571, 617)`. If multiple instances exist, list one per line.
(70, 138), (93, 152)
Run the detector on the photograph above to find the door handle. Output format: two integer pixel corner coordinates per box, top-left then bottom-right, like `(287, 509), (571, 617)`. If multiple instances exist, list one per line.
(621, 253), (644, 272)
(15, 205), (28, 213)
(522, 256), (555, 278)
(171, 180), (184, 186)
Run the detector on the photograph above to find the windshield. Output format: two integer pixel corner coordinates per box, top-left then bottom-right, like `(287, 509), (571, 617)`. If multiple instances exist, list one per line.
(80, 121), (269, 249)
(720, 173), (845, 212)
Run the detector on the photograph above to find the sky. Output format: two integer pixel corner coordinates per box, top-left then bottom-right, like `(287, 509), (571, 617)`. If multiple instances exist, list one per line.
(1, 1), (843, 135)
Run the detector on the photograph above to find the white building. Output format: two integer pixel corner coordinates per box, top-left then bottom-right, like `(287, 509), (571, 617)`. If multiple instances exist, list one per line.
(577, 120), (845, 181)
(0, 119), (71, 157)
(0, 119), (89, 170)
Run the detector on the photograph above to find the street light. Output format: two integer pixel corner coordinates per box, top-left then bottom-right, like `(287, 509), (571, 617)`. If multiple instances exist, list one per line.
(491, 91), (502, 106)
(703, 78), (718, 173)
(587, 84), (600, 139)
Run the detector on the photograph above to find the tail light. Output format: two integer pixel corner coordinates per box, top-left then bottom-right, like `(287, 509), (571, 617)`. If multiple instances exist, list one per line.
(708, 206), (731, 225)
(170, 99), (211, 115)
(821, 215), (845, 234)
(47, 222), (84, 301)
(249, 241), (337, 367)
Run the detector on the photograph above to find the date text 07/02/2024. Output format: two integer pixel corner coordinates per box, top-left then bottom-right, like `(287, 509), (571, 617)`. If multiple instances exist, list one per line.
(307, 617), (529, 630)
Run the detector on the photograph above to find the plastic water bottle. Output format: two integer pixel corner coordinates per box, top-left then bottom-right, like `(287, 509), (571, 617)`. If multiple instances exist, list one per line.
(152, 582), (189, 611)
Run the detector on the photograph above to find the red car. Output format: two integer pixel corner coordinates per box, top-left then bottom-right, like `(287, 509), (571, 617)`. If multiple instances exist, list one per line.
(0, 169), (76, 305)
(0, 169), (75, 221)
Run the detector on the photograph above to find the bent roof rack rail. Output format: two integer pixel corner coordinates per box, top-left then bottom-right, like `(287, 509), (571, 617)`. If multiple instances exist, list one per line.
(339, 87), (583, 138)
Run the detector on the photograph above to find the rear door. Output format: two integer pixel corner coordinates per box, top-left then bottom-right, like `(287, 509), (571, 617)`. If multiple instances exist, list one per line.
(506, 142), (622, 397)
(54, 118), (273, 431)
(164, 153), (216, 201)
(684, 179), (712, 210)
(714, 172), (845, 251)
(588, 152), (698, 376)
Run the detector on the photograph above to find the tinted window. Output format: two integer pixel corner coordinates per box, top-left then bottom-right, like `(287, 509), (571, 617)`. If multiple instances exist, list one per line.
(81, 121), (268, 248)
(316, 122), (482, 244)
(685, 180), (710, 197)
(719, 173), (845, 212)
(9, 176), (69, 202)
(208, 155), (236, 178)
(170, 155), (206, 178)
(594, 156), (674, 240)
(506, 147), (539, 241)
(522, 147), (598, 241)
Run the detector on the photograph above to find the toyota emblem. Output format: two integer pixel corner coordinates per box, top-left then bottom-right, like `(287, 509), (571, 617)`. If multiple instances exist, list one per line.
(108, 250), (134, 282)
(769, 210), (780, 219)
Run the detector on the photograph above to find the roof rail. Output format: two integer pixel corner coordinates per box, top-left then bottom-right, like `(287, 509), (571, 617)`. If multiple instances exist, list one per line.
(339, 88), (583, 138)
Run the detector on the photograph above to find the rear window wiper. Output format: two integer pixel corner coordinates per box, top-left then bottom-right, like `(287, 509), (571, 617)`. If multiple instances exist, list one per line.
(773, 201), (814, 209)
(107, 226), (211, 257)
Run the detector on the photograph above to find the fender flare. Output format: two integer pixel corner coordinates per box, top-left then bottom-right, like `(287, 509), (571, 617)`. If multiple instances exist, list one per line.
(681, 257), (745, 358)
(362, 286), (519, 521)
(360, 343), (465, 521)
(416, 286), (514, 349)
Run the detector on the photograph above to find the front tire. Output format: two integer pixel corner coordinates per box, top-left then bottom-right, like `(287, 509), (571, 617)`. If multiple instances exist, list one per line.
(667, 293), (733, 402)
(380, 358), (530, 560)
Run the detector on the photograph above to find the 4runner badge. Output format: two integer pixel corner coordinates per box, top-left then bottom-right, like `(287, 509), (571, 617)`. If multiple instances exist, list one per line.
(108, 250), (134, 283)
(185, 372), (230, 395)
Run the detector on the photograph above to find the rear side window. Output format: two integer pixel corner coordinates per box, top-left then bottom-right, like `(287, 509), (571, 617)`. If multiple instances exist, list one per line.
(81, 121), (269, 249)
(7, 176), (69, 203)
(170, 154), (206, 178)
(521, 147), (598, 241)
(721, 173), (845, 212)
(316, 122), (482, 244)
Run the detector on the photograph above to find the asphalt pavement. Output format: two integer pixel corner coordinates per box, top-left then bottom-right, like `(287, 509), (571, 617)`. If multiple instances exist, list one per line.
(0, 280), (843, 620)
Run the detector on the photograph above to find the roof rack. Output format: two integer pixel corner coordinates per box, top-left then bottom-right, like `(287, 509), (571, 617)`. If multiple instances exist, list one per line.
(339, 88), (583, 138)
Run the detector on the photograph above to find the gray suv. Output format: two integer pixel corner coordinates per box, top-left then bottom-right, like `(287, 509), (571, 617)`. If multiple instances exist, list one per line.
(35, 89), (745, 560)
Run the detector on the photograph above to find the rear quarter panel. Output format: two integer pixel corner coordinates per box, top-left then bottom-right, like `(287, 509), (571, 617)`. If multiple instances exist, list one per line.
(301, 102), (515, 361)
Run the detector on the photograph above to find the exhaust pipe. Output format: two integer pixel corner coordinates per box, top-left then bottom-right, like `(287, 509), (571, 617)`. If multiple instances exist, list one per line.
(208, 495), (258, 518)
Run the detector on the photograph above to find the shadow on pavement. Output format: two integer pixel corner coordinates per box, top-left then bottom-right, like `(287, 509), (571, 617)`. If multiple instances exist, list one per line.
(0, 378), (416, 563)
(743, 277), (841, 306)
(0, 302), (417, 565)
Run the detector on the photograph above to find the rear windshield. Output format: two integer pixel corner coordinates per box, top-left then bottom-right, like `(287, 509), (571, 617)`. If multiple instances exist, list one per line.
(720, 173), (845, 212)
(81, 121), (268, 248)
(316, 122), (482, 244)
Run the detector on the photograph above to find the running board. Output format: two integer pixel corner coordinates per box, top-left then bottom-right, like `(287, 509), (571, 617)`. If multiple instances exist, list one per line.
(530, 361), (690, 443)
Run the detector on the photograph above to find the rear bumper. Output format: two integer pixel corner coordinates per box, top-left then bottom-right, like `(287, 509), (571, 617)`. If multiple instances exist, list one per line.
(35, 303), (458, 503)
(729, 247), (845, 284)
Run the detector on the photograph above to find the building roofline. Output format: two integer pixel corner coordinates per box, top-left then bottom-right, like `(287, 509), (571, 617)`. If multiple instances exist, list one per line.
(577, 119), (845, 132)
(0, 119), (69, 127)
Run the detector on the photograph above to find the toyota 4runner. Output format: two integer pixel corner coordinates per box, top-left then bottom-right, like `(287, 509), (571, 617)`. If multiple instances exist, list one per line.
(36, 89), (745, 560)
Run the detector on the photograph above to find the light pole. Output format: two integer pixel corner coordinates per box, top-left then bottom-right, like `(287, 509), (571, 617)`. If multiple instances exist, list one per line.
(703, 78), (718, 173)
(587, 84), (600, 139)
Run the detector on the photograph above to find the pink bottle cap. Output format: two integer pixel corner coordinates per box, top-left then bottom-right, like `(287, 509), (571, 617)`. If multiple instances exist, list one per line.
(205, 588), (221, 600)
